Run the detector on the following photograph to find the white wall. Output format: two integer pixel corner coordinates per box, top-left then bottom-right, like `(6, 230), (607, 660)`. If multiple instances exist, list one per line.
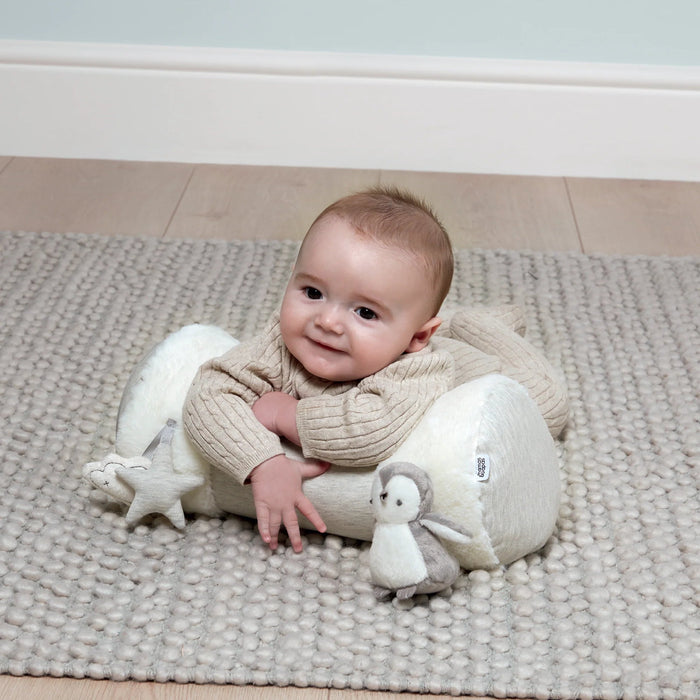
(1, 1), (700, 179)
(2, 0), (700, 65)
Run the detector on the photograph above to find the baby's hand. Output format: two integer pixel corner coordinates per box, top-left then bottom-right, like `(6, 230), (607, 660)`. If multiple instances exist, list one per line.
(253, 392), (300, 445)
(248, 454), (328, 552)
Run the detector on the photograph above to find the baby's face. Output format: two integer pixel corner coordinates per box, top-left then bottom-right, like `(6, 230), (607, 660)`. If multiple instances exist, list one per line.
(279, 216), (439, 382)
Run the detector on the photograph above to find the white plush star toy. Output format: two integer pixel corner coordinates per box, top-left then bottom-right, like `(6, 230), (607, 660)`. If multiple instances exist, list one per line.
(116, 423), (204, 529)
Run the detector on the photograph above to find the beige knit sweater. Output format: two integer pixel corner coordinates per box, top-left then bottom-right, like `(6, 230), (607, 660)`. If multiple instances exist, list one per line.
(183, 307), (569, 484)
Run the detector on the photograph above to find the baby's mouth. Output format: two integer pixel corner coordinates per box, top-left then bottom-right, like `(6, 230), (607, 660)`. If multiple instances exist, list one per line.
(308, 337), (345, 353)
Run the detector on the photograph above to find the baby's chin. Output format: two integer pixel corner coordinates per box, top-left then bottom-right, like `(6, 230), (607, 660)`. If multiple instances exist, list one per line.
(298, 355), (397, 383)
(291, 352), (358, 383)
(301, 362), (362, 383)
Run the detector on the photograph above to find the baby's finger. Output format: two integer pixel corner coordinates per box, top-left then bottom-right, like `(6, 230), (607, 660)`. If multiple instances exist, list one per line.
(297, 494), (327, 535)
(267, 511), (282, 550)
(298, 460), (330, 480)
(282, 508), (303, 553)
(256, 504), (272, 546)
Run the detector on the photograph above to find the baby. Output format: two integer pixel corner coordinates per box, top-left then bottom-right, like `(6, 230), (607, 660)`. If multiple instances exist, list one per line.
(183, 187), (568, 552)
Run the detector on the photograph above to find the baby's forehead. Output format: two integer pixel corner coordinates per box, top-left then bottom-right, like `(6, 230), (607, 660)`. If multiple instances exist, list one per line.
(301, 216), (423, 264)
(295, 239), (435, 314)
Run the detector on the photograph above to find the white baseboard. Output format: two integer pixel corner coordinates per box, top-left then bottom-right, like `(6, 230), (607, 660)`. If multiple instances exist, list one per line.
(2, 40), (700, 180)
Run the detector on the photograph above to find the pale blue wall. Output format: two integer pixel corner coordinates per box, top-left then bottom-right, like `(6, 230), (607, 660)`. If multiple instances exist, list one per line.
(2, 0), (699, 66)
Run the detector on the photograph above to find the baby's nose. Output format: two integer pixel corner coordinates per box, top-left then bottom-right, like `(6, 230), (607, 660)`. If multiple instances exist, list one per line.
(316, 305), (343, 333)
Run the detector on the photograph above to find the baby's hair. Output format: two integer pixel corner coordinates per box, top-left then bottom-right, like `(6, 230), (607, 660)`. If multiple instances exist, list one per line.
(304, 186), (453, 314)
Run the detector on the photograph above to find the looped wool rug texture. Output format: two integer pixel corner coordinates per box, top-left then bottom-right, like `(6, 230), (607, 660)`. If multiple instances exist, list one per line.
(0, 231), (698, 699)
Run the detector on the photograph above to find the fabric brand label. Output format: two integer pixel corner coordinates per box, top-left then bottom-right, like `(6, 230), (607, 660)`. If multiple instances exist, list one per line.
(475, 454), (490, 482)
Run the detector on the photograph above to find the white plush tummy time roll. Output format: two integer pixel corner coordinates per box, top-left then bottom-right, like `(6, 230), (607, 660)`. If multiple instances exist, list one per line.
(113, 324), (561, 571)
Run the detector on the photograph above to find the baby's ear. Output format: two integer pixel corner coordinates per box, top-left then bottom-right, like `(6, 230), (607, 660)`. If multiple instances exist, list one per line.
(405, 317), (442, 353)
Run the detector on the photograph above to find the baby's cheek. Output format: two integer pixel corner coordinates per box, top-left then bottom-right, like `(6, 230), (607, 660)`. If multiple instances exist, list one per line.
(355, 343), (394, 376)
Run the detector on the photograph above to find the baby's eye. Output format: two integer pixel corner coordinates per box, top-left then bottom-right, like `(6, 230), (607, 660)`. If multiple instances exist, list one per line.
(355, 307), (377, 321)
(303, 287), (323, 300)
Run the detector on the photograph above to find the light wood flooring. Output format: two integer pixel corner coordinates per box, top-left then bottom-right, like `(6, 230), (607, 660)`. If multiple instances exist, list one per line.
(1, 157), (699, 255)
(1, 157), (698, 700)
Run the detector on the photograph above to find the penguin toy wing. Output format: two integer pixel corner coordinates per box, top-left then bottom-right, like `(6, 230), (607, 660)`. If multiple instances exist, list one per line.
(419, 513), (472, 545)
(402, 518), (470, 599)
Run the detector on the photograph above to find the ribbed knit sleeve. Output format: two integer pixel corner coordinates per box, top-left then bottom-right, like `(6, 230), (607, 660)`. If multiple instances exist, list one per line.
(182, 320), (288, 484)
(447, 308), (570, 438)
(295, 349), (453, 467)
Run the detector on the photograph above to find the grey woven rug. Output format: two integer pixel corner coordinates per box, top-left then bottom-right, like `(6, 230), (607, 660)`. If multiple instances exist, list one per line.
(1, 230), (698, 699)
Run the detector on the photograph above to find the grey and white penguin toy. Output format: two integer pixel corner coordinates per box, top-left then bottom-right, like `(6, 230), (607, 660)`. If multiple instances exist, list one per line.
(369, 462), (472, 600)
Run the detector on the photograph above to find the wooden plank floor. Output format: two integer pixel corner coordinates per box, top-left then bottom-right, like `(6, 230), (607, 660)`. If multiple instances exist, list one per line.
(0, 157), (698, 700)
(1, 157), (699, 255)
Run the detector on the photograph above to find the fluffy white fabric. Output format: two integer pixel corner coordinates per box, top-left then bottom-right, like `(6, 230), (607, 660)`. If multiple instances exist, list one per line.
(115, 324), (238, 516)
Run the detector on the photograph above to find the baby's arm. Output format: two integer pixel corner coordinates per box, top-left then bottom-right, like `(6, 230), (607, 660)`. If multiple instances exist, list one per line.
(294, 352), (453, 468)
(182, 334), (328, 551)
(252, 391), (300, 445)
(248, 391), (328, 551)
(183, 352), (285, 482)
